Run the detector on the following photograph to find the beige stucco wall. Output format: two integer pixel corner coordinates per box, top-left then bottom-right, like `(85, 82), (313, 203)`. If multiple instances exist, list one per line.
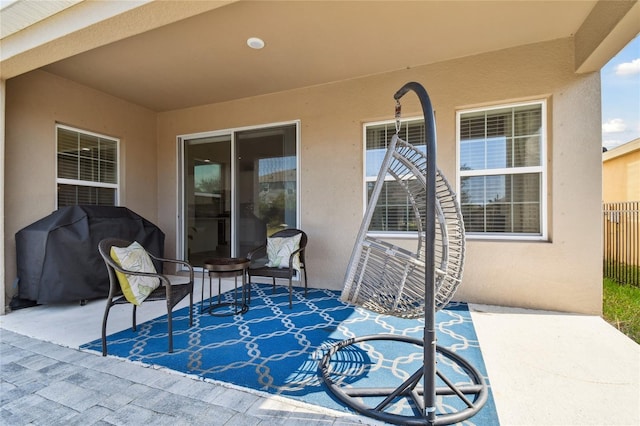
(602, 139), (640, 202)
(4, 38), (603, 314)
(4, 70), (158, 303)
(157, 38), (602, 314)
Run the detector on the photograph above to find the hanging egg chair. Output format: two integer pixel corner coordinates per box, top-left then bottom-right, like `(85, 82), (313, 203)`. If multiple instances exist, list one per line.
(320, 82), (488, 425)
(340, 133), (465, 318)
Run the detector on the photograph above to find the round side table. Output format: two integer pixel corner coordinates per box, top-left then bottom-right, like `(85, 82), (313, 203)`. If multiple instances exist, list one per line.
(201, 257), (250, 316)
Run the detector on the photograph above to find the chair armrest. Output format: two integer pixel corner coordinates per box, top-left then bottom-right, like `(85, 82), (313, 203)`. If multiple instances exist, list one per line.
(108, 261), (173, 287)
(286, 246), (305, 271)
(108, 253), (193, 284)
(147, 253), (194, 281)
(247, 244), (267, 261)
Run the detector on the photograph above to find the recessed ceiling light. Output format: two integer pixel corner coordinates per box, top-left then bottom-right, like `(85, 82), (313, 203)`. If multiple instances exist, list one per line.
(247, 37), (265, 50)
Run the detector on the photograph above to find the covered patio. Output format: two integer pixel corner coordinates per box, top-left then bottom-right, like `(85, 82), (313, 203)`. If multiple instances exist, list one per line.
(2, 1), (639, 423)
(1, 276), (638, 425)
(3, 0), (640, 316)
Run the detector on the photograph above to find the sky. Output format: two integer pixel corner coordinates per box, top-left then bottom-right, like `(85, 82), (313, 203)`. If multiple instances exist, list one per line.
(601, 34), (640, 151)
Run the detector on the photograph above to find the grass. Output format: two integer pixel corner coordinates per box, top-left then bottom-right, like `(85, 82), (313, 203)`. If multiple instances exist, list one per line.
(602, 278), (640, 344)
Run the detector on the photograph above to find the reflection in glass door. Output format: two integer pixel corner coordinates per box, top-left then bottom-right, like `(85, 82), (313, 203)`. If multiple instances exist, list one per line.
(180, 123), (298, 266)
(235, 124), (297, 256)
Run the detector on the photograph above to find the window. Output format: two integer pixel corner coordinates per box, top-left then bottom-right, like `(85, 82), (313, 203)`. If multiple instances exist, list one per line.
(364, 118), (425, 233)
(457, 101), (546, 239)
(56, 125), (118, 207)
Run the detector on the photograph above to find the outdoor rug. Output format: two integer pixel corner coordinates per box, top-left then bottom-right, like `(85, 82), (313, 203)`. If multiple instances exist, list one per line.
(82, 284), (498, 424)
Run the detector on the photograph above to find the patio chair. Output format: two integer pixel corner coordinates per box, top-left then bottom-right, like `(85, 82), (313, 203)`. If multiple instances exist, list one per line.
(246, 228), (308, 308)
(98, 238), (194, 356)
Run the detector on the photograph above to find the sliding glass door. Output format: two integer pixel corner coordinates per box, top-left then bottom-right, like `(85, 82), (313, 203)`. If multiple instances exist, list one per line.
(180, 123), (298, 266)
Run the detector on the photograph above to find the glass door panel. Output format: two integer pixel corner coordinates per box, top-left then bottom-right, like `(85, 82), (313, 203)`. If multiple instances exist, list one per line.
(235, 124), (297, 257)
(183, 135), (231, 266)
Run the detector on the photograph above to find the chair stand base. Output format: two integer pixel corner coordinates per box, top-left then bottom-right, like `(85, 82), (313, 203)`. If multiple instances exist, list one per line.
(319, 335), (488, 426)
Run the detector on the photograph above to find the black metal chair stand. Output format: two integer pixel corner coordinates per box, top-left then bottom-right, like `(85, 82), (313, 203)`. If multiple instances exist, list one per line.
(320, 335), (488, 425)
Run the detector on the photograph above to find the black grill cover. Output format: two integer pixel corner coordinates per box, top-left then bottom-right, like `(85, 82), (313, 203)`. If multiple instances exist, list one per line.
(16, 205), (165, 304)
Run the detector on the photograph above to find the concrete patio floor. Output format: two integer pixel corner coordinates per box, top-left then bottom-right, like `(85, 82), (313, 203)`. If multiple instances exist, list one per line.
(1, 277), (639, 425)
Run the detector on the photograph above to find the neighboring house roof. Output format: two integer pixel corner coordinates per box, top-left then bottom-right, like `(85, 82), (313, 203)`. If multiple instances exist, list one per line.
(602, 138), (640, 202)
(602, 138), (640, 162)
(260, 169), (296, 184)
(1, 0), (639, 112)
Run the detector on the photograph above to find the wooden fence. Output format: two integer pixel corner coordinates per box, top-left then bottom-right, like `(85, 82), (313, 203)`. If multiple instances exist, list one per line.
(603, 201), (639, 287)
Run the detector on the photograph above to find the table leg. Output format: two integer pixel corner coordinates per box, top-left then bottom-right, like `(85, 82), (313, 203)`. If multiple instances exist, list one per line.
(242, 268), (247, 307)
(233, 274), (238, 314)
(217, 276), (221, 305)
(200, 269), (205, 312)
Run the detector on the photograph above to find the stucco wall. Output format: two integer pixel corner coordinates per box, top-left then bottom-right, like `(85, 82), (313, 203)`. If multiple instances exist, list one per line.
(4, 38), (603, 314)
(157, 38), (602, 314)
(4, 70), (158, 304)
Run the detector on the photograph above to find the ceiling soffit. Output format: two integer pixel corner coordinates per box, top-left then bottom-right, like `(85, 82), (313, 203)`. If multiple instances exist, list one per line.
(17, 1), (620, 111)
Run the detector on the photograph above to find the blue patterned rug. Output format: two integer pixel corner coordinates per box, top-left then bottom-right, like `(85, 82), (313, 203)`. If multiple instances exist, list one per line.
(82, 284), (498, 424)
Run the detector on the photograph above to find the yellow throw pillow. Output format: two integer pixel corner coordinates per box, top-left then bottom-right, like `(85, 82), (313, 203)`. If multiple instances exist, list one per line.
(110, 241), (160, 305)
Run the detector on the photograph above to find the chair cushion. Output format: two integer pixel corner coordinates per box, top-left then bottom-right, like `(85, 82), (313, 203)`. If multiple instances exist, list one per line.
(110, 241), (160, 306)
(266, 233), (302, 272)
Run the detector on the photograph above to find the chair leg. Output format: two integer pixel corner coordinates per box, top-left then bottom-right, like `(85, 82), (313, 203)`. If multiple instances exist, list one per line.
(272, 277), (276, 294)
(189, 288), (194, 327)
(303, 266), (308, 297)
(167, 301), (174, 353)
(288, 277), (293, 309)
(200, 269), (205, 313)
(132, 305), (137, 331)
(101, 300), (113, 356)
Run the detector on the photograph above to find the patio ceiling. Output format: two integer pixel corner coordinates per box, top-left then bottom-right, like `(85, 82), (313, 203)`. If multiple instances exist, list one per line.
(2, 0), (638, 112)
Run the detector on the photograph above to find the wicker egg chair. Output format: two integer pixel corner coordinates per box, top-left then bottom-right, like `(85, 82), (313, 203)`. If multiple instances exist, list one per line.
(340, 134), (464, 318)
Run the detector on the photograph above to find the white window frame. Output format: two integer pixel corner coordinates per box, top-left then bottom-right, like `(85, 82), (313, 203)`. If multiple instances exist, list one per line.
(363, 116), (425, 239)
(456, 100), (548, 241)
(56, 124), (120, 208)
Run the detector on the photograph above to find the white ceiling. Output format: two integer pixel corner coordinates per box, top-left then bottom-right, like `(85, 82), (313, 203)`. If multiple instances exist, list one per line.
(10, 1), (606, 112)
